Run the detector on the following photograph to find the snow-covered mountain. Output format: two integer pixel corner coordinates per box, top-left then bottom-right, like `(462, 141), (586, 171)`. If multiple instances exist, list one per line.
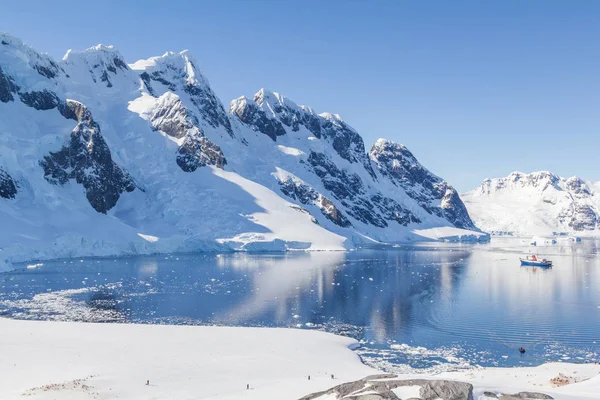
(0, 33), (485, 265)
(462, 171), (600, 236)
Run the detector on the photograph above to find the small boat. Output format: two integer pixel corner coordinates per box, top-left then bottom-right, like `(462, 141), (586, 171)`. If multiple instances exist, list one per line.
(520, 255), (552, 267)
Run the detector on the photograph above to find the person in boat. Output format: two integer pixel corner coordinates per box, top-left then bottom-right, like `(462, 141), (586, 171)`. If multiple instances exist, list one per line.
(519, 347), (526, 354)
(531, 255), (537, 261)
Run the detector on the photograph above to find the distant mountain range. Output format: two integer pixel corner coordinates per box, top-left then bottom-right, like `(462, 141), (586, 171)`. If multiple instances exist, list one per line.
(0, 33), (486, 266)
(462, 171), (600, 236)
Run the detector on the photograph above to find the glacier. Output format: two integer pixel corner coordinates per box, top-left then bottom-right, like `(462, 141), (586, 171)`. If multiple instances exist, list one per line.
(0, 33), (487, 266)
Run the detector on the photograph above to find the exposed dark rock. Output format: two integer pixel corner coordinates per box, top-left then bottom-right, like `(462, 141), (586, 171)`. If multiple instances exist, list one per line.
(232, 91), (377, 178)
(300, 376), (473, 400)
(40, 100), (135, 213)
(0, 65), (19, 103)
(370, 139), (477, 230)
(279, 177), (351, 227)
(113, 57), (129, 70)
(100, 70), (113, 88)
(144, 93), (227, 172)
(483, 393), (499, 399)
(569, 204), (597, 230)
(184, 83), (234, 137)
(371, 194), (421, 225)
(1, 40), (9, 45)
(177, 133), (227, 172)
(307, 151), (418, 228)
(440, 186), (475, 229)
(150, 71), (178, 91)
(139, 72), (156, 96)
(33, 59), (61, 79)
(17, 88), (78, 121)
(231, 99), (286, 141)
(499, 392), (553, 400)
(19, 89), (60, 110)
(144, 62), (234, 138)
(0, 168), (18, 199)
(307, 152), (364, 198)
(420, 380), (473, 400)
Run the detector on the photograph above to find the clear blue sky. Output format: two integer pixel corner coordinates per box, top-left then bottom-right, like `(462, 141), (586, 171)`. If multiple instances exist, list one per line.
(2, 1), (599, 191)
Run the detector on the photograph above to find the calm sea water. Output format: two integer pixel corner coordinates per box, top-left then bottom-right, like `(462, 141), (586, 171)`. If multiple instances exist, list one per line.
(1, 238), (599, 373)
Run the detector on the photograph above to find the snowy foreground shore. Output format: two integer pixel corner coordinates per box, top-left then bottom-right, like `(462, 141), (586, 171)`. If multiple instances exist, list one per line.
(1, 318), (598, 400)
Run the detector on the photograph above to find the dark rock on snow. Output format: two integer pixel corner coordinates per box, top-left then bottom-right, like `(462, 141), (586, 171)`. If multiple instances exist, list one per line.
(40, 100), (136, 213)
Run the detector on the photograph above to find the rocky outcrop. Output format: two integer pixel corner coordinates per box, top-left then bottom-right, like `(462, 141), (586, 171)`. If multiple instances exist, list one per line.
(40, 100), (135, 213)
(177, 132), (227, 171)
(133, 51), (234, 137)
(370, 139), (477, 230)
(498, 392), (553, 400)
(279, 176), (351, 227)
(143, 92), (227, 171)
(231, 89), (377, 177)
(0, 168), (17, 199)
(231, 91), (457, 232)
(299, 375), (474, 400)
(0, 65), (18, 102)
(0, 32), (485, 253)
(230, 97), (286, 141)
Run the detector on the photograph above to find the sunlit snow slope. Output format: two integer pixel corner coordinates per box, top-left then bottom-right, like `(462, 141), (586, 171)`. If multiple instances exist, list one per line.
(0, 34), (485, 265)
(463, 171), (600, 236)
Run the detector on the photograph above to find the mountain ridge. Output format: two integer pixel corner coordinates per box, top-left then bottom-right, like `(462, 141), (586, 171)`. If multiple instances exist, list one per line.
(463, 171), (600, 235)
(0, 33), (486, 267)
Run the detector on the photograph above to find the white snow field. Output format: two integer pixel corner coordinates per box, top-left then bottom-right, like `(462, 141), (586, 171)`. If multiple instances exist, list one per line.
(1, 318), (599, 400)
(463, 171), (600, 236)
(0, 34), (486, 269)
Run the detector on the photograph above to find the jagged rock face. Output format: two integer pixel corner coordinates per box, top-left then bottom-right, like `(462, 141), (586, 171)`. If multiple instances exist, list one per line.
(0, 65), (19, 102)
(143, 93), (227, 171)
(231, 90), (377, 178)
(177, 132), (227, 171)
(132, 51), (234, 138)
(307, 152), (390, 228)
(0, 32), (484, 258)
(370, 139), (476, 230)
(300, 374), (474, 400)
(230, 97), (286, 141)
(230, 90), (472, 232)
(0, 168), (17, 199)
(279, 177), (351, 227)
(560, 204), (597, 231)
(440, 187), (475, 230)
(371, 194), (421, 226)
(40, 101), (135, 213)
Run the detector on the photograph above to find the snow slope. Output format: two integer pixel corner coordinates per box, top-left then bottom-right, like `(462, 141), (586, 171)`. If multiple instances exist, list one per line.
(463, 171), (600, 236)
(1, 317), (598, 399)
(0, 33), (486, 265)
(0, 318), (373, 400)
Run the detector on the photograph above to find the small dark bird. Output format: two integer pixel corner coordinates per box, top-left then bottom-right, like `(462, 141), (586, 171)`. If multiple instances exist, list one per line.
(308, 375), (311, 380)
(247, 384), (249, 390)
(146, 380), (150, 386)
(519, 347), (526, 354)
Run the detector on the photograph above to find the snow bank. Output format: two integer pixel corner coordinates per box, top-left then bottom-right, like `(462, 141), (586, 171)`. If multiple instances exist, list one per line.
(0, 318), (373, 400)
(1, 318), (598, 399)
